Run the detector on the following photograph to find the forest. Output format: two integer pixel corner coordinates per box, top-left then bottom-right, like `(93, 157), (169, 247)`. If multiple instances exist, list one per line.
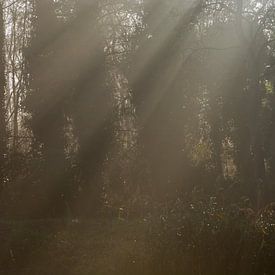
(1, 0), (275, 274)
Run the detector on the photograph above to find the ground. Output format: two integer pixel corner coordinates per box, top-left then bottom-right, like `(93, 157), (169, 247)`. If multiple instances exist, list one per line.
(0, 219), (151, 275)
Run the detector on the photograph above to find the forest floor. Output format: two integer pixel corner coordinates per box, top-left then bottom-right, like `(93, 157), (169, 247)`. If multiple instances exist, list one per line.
(0, 219), (152, 275)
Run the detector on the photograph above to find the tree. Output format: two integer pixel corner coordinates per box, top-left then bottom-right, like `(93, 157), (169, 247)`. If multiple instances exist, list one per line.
(69, 0), (114, 215)
(0, 2), (6, 191)
(124, 0), (206, 199)
(25, 0), (67, 216)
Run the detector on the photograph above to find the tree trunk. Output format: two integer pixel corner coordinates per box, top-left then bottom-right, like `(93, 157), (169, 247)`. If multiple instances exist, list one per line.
(0, 3), (6, 190)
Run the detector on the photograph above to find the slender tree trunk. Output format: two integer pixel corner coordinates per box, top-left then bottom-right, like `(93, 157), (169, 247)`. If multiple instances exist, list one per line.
(11, 10), (18, 153)
(0, 3), (6, 189)
(269, 81), (275, 181)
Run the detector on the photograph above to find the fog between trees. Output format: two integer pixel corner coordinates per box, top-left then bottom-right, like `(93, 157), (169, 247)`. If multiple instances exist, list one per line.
(1, 0), (275, 274)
